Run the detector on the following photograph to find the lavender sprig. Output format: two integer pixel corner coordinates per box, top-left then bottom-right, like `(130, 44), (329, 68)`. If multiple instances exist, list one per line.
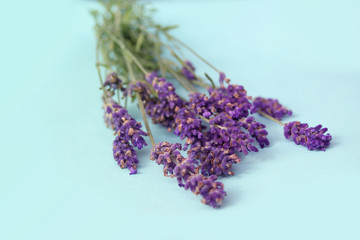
(284, 121), (332, 151)
(150, 142), (226, 208)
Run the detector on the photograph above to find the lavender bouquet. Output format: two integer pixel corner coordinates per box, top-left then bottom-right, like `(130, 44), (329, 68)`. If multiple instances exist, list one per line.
(91, 0), (332, 208)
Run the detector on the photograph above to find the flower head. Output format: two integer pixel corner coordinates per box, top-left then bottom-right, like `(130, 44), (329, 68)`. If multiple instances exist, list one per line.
(184, 174), (226, 208)
(150, 141), (185, 176)
(240, 116), (270, 148)
(113, 137), (139, 175)
(284, 121), (332, 151)
(144, 76), (185, 130)
(174, 108), (205, 150)
(253, 97), (292, 120)
(110, 104), (148, 149)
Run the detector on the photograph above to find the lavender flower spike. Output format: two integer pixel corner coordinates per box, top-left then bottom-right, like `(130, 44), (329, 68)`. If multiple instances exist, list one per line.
(284, 121), (332, 151)
(184, 174), (226, 208)
(113, 137), (139, 175)
(253, 97), (292, 120)
(151, 142), (226, 208)
(182, 60), (196, 80)
(111, 104), (148, 149)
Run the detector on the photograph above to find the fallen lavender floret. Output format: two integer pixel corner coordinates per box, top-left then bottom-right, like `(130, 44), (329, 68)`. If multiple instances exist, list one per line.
(181, 60), (196, 80)
(253, 97), (292, 120)
(284, 121), (332, 151)
(150, 142), (226, 208)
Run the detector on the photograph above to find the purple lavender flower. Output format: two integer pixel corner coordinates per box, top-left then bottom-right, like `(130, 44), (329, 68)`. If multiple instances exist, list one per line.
(144, 76), (185, 130)
(145, 71), (158, 84)
(174, 108), (205, 150)
(150, 142), (226, 208)
(284, 121), (332, 151)
(110, 104), (148, 149)
(181, 60), (196, 80)
(184, 174), (226, 208)
(209, 113), (258, 155)
(150, 141), (185, 176)
(113, 137), (139, 175)
(104, 72), (123, 90)
(189, 141), (241, 176)
(189, 92), (215, 118)
(173, 158), (197, 187)
(240, 116), (270, 148)
(210, 84), (254, 120)
(253, 97), (292, 120)
(189, 85), (253, 120)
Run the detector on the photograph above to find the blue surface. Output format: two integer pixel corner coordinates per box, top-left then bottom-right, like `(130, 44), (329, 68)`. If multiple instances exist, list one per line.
(1, 0), (360, 239)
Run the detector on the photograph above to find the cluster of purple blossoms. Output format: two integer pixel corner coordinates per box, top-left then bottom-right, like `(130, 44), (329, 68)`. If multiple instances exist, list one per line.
(189, 140), (241, 176)
(113, 137), (138, 175)
(174, 108), (205, 150)
(150, 141), (184, 176)
(184, 174), (226, 208)
(183, 74), (270, 176)
(253, 97), (292, 120)
(181, 60), (196, 80)
(209, 113), (258, 155)
(189, 74), (254, 120)
(150, 142), (226, 208)
(104, 72), (124, 90)
(142, 72), (185, 130)
(107, 104), (148, 174)
(240, 116), (270, 148)
(284, 121), (332, 151)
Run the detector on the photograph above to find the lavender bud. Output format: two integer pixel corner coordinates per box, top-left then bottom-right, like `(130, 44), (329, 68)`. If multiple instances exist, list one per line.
(284, 121), (332, 151)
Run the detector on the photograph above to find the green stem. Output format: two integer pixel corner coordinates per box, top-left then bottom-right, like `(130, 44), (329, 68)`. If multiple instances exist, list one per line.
(123, 49), (157, 147)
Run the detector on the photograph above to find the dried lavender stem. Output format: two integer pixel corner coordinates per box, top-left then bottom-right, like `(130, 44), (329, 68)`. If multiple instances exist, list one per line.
(107, 30), (149, 76)
(139, 26), (205, 84)
(257, 110), (284, 126)
(197, 114), (226, 130)
(96, 39), (109, 103)
(167, 67), (197, 93)
(124, 52), (156, 147)
(136, 92), (156, 147)
(165, 33), (221, 73)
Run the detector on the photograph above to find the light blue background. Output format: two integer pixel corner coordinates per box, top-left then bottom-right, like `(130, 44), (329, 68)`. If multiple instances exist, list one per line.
(1, 0), (359, 239)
